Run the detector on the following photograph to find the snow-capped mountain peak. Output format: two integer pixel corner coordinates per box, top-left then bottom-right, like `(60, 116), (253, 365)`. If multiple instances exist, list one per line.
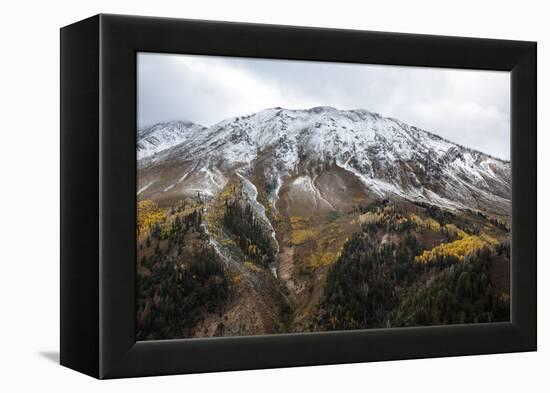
(137, 120), (207, 159)
(137, 107), (510, 217)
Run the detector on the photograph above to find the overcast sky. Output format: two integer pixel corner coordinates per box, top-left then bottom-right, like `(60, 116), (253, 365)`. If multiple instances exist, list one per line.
(138, 52), (510, 160)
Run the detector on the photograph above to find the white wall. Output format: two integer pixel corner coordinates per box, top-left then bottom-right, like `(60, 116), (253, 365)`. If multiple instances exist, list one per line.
(0, 0), (546, 390)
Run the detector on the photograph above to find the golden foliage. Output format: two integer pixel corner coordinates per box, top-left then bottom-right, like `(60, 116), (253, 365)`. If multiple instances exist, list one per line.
(290, 215), (307, 225)
(309, 223), (344, 269)
(290, 216), (316, 245)
(358, 211), (384, 225)
(358, 209), (439, 232)
(479, 232), (499, 246)
(383, 204), (397, 215)
(310, 249), (341, 269)
(415, 234), (495, 264)
(220, 238), (236, 247)
(258, 193), (281, 224)
(244, 261), (261, 272)
(288, 215), (345, 268)
(408, 213), (441, 232)
(409, 213), (423, 227)
(204, 208), (222, 232)
(219, 182), (239, 201)
(137, 200), (166, 234)
(269, 207), (282, 223)
(444, 223), (464, 238)
(424, 218), (441, 231)
(229, 271), (242, 285)
(291, 228), (318, 245)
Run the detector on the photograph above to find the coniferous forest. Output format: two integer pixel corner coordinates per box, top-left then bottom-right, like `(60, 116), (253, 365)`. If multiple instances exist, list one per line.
(136, 205), (229, 340)
(223, 198), (277, 267)
(319, 229), (509, 330)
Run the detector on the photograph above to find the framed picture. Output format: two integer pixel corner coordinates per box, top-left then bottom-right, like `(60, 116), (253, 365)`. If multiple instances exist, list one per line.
(60, 14), (537, 379)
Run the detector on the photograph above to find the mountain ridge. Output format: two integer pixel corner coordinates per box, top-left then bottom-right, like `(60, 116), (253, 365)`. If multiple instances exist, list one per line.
(139, 107), (509, 162)
(137, 120), (207, 159)
(137, 106), (511, 218)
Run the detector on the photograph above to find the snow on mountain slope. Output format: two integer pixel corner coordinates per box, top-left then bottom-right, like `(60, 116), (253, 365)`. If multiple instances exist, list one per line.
(137, 120), (207, 159)
(137, 107), (511, 216)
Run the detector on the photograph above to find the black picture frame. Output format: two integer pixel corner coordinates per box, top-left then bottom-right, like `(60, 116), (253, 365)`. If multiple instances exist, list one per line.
(60, 14), (537, 379)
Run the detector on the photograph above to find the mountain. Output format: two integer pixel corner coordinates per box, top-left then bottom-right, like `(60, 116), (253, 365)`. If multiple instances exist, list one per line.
(136, 106), (511, 339)
(137, 120), (207, 159)
(137, 106), (510, 217)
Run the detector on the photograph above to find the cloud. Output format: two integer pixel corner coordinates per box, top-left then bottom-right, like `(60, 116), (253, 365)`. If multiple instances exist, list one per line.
(138, 53), (510, 159)
(138, 53), (316, 127)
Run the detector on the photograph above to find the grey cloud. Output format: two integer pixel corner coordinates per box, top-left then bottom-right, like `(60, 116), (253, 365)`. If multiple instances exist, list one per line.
(138, 53), (510, 159)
